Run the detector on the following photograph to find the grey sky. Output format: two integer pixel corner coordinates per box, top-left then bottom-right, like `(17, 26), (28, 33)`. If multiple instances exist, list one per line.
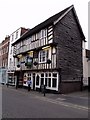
(0, 0), (88, 48)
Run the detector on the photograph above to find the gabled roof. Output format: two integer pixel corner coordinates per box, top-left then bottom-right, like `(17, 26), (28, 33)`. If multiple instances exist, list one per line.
(12, 5), (85, 45)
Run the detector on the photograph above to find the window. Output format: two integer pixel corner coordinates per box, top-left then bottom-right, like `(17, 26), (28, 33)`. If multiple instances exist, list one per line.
(40, 29), (47, 39)
(27, 73), (32, 81)
(39, 50), (47, 63)
(35, 72), (58, 90)
(49, 73), (51, 77)
(16, 31), (18, 39)
(41, 73), (44, 77)
(32, 35), (36, 42)
(45, 73), (48, 77)
(12, 35), (14, 41)
(52, 78), (57, 87)
(46, 72), (58, 88)
(48, 78), (51, 87)
(41, 78), (44, 85)
(45, 78), (47, 86)
(41, 73), (44, 85)
(52, 73), (57, 88)
(36, 32), (40, 40)
(10, 46), (12, 54)
(53, 73), (57, 77)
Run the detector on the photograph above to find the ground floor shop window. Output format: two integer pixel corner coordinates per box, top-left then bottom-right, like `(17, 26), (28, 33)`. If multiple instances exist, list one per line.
(27, 73), (32, 81)
(23, 73), (32, 87)
(35, 72), (58, 91)
(23, 72), (58, 91)
(8, 74), (16, 85)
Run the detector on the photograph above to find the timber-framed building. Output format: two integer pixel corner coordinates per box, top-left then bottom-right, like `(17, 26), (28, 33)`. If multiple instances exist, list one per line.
(12, 5), (85, 93)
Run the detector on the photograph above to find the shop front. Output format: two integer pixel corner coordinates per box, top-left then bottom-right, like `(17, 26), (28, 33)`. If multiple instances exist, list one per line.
(23, 71), (59, 92)
(35, 72), (59, 91)
(7, 71), (16, 86)
(23, 72), (35, 90)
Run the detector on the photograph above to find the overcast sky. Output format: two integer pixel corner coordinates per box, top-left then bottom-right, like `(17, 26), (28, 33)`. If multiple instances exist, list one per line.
(0, 0), (88, 48)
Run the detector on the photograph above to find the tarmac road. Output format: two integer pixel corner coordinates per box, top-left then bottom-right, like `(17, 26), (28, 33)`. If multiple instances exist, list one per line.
(1, 85), (89, 119)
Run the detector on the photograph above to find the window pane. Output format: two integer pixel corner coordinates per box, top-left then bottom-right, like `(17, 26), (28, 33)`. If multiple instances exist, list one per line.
(41, 78), (44, 85)
(45, 73), (48, 77)
(42, 56), (45, 61)
(42, 30), (44, 37)
(49, 73), (51, 77)
(48, 78), (51, 87)
(41, 73), (44, 77)
(53, 73), (57, 77)
(45, 78), (47, 86)
(52, 78), (57, 87)
(39, 50), (47, 62)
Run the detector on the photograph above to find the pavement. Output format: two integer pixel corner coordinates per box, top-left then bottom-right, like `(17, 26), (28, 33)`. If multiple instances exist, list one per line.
(1, 84), (89, 109)
(2, 84), (89, 118)
(2, 84), (89, 98)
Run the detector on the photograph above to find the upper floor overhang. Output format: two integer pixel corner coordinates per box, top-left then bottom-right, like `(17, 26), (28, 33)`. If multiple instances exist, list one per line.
(13, 42), (57, 58)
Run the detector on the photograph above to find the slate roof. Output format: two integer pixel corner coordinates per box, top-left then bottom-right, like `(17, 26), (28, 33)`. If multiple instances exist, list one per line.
(12, 5), (85, 45)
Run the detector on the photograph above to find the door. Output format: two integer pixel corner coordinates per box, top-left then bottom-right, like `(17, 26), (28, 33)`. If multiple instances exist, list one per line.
(33, 73), (35, 90)
(35, 74), (40, 88)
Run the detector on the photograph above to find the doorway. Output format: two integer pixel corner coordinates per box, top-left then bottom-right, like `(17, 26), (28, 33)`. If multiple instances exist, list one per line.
(33, 73), (35, 90)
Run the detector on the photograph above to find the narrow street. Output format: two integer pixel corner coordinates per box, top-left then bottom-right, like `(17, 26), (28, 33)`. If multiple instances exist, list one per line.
(2, 85), (89, 119)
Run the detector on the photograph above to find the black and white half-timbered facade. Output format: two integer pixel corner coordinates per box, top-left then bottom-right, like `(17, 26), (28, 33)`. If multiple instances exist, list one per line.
(12, 5), (85, 93)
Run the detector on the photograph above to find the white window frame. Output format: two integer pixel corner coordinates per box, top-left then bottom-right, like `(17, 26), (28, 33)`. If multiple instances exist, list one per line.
(39, 50), (47, 63)
(35, 72), (59, 91)
(40, 29), (47, 39)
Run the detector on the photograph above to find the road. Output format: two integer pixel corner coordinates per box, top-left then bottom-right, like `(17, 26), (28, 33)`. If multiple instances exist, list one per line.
(1, 85), (89, 119)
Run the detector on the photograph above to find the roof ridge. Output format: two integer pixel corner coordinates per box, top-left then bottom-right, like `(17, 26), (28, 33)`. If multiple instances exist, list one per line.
(12, 5), (75, 45)
(54, 5), (74, 25)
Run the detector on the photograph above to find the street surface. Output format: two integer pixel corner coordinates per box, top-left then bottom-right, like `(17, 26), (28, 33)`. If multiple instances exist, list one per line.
(1, 85), (89, 119)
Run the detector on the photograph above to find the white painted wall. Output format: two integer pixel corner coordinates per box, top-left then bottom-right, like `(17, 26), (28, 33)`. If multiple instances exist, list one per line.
(82, 41), (88, 86)
(8, 28), (22, 71)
